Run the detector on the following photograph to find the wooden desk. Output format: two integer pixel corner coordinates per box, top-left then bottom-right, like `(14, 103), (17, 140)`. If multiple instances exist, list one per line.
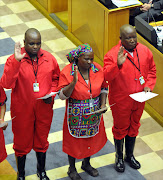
(137, 23), (163, 126)
(68, 0), (141, 62)
(36, 0), (68, 13)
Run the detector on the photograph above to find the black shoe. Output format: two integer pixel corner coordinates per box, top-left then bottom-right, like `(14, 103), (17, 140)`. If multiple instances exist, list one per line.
(67, 168), (83, 180)
(17, 177), (25, 180)
(115, 156), (125, 173)
(81, 162), (99, 177)
(125, 136), (140, 169)
(124, 155), (141, 169)
(16, 155), (26, 180)
(36, 152), (49, 180)
(37, 171), (49, 180)
(114, 138), (125, 173)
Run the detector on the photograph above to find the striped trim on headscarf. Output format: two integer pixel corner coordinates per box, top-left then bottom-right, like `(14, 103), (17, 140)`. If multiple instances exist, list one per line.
(66, 43), (93, 63)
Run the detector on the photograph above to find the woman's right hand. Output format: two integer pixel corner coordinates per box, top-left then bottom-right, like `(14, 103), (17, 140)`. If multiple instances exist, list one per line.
(61, 65), (78, 99)
(73, 65), (78, 84)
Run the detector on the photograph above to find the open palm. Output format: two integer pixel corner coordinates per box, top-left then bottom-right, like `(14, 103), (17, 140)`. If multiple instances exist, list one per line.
(14, 42), (26, 61)
(117, 46), (127, 66)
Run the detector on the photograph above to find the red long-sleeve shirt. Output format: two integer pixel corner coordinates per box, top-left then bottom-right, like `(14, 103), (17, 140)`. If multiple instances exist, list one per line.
(103, 42), (156, 99)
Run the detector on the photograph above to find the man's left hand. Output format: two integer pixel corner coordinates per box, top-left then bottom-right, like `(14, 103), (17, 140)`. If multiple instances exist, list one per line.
(43, 97), (52, 104)
(141, 3), (151, 12)
(144, 87), (151, 93)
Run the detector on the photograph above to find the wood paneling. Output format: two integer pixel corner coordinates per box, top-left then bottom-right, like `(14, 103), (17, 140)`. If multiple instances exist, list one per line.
(36, 0), (48, 11)
(36, 0), (68, 13)
(48, 0), (68, 13)
(104, 9), (129, 55)
(69, 0), (141, 60)
(70, 0), (105, 60)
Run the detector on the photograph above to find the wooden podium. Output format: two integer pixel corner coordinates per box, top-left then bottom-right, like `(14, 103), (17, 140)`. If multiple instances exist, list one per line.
(137, 21), (163, 126)
(36, 0), (68, 13)
(68, 0), (141, 62)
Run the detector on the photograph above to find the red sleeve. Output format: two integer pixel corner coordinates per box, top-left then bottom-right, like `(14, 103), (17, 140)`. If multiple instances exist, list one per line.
(101, 79), (108, 89)
(57, 65), (72, 91)
(0, 86), (7, 105)
(103, 49), (121, 82)
(1, 54), (21, 89)
(51, 56), (60, 92)
(94, 62), (108, 89)
(144, 49), (157, 91)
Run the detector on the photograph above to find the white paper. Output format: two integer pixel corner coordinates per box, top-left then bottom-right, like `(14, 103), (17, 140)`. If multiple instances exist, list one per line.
(153, 26), (163, 46)
(111, 0), (141, 8)
(129, 92), (158, 102)
(37, 92), (58, 100)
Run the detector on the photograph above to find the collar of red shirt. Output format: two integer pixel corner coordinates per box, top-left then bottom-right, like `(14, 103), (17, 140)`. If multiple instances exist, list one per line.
(20, 47), (48, 64)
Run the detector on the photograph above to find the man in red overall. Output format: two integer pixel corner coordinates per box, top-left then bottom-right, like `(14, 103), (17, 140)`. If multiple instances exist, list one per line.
(103, 24), (156, 172)
(1, 28), (60, 180)
(0, 85), (8, 164)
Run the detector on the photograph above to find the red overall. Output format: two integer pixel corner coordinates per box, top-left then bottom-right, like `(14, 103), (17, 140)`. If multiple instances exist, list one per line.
(58, 62), (108, 159)
(1, 48), (60, 156)
(103, 42), (156, 140)
(0, 85), (7, 162)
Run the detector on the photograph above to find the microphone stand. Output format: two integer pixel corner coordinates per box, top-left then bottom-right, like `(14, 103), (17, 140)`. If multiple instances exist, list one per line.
(148, 10), (162, 32)
(147, 10), (150, 24)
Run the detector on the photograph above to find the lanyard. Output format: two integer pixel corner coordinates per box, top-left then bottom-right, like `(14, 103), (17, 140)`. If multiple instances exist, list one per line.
(127, 49), (141, 75)
(31, 57), (38, 81)
(78, 68), (92, 98)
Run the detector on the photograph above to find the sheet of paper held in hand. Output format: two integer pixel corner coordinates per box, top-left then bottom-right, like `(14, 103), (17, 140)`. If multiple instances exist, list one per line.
(111, 0), (141, 7)
(129, 92), (158, 103)
(85, 103), (116, 115)
(37, 92), (58, 100)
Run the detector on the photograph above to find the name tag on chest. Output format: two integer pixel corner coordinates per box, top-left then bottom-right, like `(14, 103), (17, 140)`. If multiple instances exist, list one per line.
(33, 83), (39, 92)
(139, 76), (145, 85)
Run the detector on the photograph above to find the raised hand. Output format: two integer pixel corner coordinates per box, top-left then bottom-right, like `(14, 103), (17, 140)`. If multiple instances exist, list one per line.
(117, 46), (127, 66)
(14, 42), (26, 62)
(73, 65), (78, 84)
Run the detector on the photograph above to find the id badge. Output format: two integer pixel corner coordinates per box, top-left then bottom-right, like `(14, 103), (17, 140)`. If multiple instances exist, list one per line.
(33, 83), (39, 92)
(89, 99), (94, 108)
(139, 76), (145, 85)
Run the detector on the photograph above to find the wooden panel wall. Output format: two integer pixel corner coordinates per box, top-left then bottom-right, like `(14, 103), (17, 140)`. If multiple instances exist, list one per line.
(70, 0), (105, 60)
(36, 0), (48, 11)
(48, 0), (68, 13)
(104, 9), (129, 55)
(36, 0), (68, 13)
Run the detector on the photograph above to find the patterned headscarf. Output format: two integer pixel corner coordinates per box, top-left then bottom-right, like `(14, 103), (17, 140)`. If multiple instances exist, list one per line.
(66, 43), (93, 62)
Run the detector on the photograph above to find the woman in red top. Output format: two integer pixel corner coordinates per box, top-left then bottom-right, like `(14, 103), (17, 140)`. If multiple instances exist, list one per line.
(0, 85), (8, 163)
(58, 44), (108, 180)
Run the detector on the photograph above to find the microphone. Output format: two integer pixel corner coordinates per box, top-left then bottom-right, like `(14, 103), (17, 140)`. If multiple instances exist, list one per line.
(148, 9), (162, 32)
(147, 10), (150, 24)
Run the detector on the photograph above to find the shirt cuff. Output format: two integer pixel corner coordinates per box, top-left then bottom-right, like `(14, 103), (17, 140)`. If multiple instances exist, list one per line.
(59, 89), (69, 100)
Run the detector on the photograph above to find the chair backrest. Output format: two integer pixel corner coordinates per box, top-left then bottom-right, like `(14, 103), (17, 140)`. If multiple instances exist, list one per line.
(135, 16), (157, 46)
